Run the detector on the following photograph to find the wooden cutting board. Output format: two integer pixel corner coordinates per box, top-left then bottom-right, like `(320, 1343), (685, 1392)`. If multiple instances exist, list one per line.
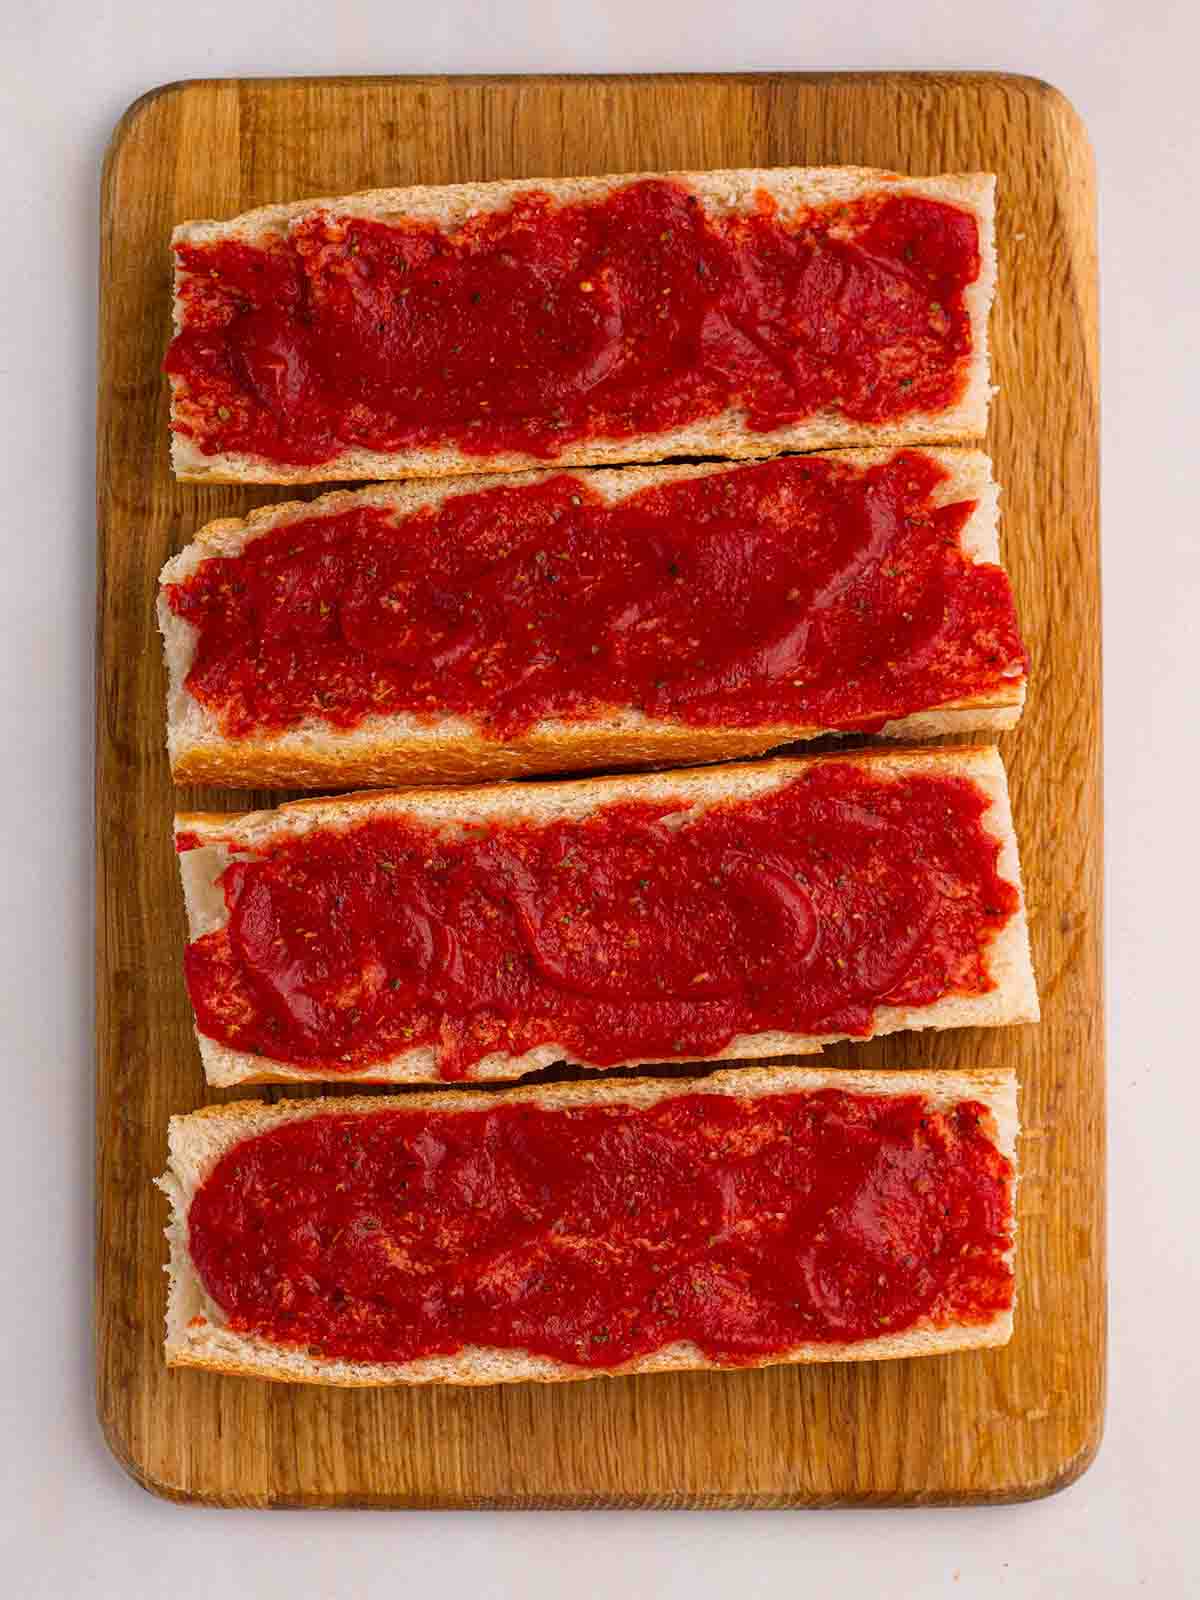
(95, 72), (1102, 1507)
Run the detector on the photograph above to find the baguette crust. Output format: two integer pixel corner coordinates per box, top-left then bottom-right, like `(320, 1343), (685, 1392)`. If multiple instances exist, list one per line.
(168, 167), (997, 484)
(159, 448), (1024, 789)
(175, 746), (1038, 1088)
(158, 1064), (1018, 1386)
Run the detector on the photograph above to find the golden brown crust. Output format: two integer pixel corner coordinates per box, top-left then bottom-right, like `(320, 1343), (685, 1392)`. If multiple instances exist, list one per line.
(175, 743), (1002, 831)
(168, 699), (1022, 791)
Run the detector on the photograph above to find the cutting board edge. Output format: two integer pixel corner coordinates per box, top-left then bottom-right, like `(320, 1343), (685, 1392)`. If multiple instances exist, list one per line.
(95, 68), (1104, 1511)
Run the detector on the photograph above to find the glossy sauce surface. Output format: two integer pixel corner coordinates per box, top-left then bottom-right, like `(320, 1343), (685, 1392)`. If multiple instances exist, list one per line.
(165, 180), (982, 466)
(165, 452), (1026, 742)
(187, 1091), (1014, 1367)
(181, 764), (1019, 1078)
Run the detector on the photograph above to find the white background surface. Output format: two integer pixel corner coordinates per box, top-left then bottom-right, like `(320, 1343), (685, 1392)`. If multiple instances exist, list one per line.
(1, 1), (1196, 1594)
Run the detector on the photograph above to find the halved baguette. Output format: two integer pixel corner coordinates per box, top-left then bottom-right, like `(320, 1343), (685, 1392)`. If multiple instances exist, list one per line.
(175, 745), (1038, 1088)
(168, 166), (996, 484)
(158, 1063), (1018, 1387)
(159, 447), (1026, 790)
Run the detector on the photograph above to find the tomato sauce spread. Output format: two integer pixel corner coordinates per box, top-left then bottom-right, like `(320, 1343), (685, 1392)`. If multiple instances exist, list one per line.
(186, 1090), (1014, 1367)
(164, 180), (982, 466)
(164, 452), (1026, 742)
(181, 764), (1019, 1078)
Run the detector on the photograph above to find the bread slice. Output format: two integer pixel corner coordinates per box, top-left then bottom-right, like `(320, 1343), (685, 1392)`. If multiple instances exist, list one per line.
(175, 745), (1038, 1088)
(168, 166), (996, 484)
(159, 447), (1025, 790)
(158, 1063), (1018, 1387)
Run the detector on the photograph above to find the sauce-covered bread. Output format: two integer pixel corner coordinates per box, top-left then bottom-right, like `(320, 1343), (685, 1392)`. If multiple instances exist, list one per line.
(174, 747), (1038, 1087)
(165, 167), (996, 483)
(159, 448), (1026, 788)
(159, 1066), (1018, 1386)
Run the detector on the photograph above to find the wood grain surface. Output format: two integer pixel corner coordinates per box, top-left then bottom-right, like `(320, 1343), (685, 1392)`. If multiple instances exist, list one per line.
(95, 73), (1103, 1508)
